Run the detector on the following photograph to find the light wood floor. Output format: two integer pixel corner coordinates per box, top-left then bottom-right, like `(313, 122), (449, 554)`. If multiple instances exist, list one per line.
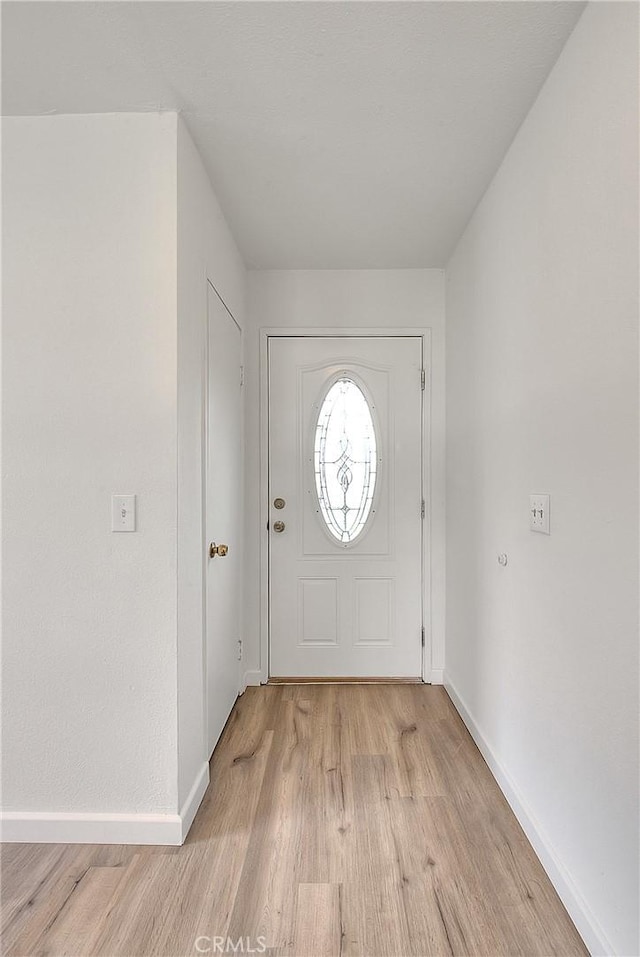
(2, 685), (588, 957)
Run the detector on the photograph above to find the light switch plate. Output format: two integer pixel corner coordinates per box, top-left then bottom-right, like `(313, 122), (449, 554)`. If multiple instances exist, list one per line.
(112, 494), (136, 532)
(530, 494), (550, 534)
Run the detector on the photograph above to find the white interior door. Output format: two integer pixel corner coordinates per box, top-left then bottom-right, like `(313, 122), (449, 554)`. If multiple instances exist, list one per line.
(206, 284), (242, 755)
(269, 336), (423, 678)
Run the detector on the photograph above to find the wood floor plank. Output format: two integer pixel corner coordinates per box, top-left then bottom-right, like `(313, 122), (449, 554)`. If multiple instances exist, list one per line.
(3, 846), (136, 957)
(343, 754), (419, 956)
(291, 883), (343, 957)
(297, 685), (355, 886)
(225, 693), (312, 950)
(31, 864), (127, 957)
(1, 844), (70, 949)
(1, 685), (588, 957)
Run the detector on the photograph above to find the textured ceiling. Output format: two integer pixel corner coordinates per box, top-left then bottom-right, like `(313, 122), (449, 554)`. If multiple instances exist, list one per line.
(2, 2), (584, 268)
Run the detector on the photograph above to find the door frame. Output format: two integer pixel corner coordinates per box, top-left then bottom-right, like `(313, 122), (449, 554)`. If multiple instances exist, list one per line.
(259, 327), (433, 683)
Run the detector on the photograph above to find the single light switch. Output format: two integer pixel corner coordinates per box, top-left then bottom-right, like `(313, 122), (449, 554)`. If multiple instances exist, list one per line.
(530, 494), (550, 534)
(112, 494), (136, 532)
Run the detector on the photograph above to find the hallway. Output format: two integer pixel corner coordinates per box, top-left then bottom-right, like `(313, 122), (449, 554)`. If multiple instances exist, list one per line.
(2, 685), (587, 956)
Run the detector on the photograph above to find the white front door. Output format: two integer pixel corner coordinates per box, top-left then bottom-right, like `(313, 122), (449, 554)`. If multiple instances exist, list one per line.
(206, 283), (242, 755)
(269, 336), (424, 678)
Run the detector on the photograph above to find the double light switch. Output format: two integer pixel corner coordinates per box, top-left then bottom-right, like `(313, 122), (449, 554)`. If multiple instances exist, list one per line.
(530, 494), (550, 534)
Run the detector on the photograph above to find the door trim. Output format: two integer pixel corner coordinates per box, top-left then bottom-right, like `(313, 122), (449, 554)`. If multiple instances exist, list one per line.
(259, 327), (433, 683)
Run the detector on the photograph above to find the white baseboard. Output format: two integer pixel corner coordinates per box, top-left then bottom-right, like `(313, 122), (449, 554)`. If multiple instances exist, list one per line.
(444, 673), (615, 957)
(0, 810), (183, 845)
(0, 762), (211, 846)
(427, 668), (444, 684)
(179, 761), (209, 842)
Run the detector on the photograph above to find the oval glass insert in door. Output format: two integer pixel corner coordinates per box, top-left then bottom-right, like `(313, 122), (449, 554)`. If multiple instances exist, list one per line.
(313, 377), (378, 544)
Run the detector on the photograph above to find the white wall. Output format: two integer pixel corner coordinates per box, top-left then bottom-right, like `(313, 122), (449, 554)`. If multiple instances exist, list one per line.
(2, 113), (179, 816)
(243, 269), (445, 684)
(176, 116), (246, 809)
(2, 112), (246, 842)
(445, 5), (639, 955)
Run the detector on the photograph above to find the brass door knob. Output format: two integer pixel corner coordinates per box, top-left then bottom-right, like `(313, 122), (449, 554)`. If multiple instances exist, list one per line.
(209, 542), (229, 558)
(272, 521), (285, 533)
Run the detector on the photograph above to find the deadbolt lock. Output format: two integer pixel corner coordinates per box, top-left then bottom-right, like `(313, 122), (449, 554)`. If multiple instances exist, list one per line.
(209, 542), (229, 558)
(272, 521), (286, 533)
(273, 497), (286, 510)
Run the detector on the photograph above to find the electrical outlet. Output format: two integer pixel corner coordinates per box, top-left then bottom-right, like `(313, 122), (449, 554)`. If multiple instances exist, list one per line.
(530, 494), (550, 534)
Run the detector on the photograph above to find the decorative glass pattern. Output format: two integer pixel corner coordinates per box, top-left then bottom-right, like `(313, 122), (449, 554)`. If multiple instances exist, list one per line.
(314, 377), (378, 543)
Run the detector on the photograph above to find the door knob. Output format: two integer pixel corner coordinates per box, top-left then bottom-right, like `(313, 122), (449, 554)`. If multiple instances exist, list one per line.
(272, 521), (285, 533)
(209, 542), (229, 558)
